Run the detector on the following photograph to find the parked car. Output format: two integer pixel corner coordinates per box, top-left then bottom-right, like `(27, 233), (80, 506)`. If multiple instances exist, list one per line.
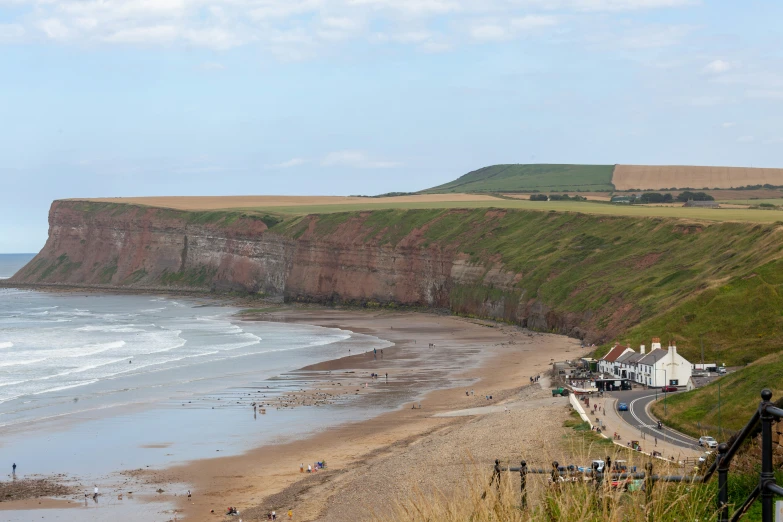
(618, 402), (629, 411)
(699, 436), (718, 448)
(662, 386), (679, 392)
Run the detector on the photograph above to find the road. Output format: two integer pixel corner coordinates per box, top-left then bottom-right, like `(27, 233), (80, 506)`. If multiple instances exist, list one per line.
(609, 389), (701, 450)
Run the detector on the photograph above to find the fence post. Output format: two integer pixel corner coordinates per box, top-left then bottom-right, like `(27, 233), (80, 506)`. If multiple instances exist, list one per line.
(717, 443), (729, 522)
(760, 389), (774, 522)
(645, 461), (654, 517)
(520, 460), (528, 508)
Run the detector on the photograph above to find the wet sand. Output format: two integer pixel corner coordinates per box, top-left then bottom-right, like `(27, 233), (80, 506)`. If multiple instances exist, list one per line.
(0, 306), (584, 521)
(169, 308), (584, 521)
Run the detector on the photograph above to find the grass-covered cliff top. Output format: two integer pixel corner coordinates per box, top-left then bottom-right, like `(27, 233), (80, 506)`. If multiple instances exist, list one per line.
(56, 199), (783, 369)
(67, 195), (783, 224)
(423, 164), (616, 193)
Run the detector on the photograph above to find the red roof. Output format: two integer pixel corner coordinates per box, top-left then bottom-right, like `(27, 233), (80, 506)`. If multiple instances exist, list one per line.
(601, 345), (630, 363)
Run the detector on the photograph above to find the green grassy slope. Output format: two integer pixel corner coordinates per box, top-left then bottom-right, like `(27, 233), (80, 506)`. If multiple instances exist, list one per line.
(271, 208), (783, 367)
(423, 164), (616, 193)
(650, 352), (783, 438)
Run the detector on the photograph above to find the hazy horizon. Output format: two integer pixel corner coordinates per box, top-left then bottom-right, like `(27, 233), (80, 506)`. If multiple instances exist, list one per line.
(3, 0), (783, 252)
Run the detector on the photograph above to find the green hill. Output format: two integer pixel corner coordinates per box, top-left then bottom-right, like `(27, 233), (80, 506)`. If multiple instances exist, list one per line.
(424, 164), (616, 193)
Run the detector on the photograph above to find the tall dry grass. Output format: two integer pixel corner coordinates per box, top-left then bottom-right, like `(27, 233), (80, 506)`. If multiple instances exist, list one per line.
(375, 437), (717, 522)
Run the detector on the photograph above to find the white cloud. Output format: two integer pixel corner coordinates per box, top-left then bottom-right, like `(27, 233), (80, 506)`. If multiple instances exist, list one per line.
(38, 18), (72, 40)
(721, 122), (736, 128)
(199, 61), (226, 71)
(321, 150), (400, 169)
(569, 0), (697, 11)
(0, 0), (697, 54)
(511, 15), (558, 30)
(762, 138), (783, 145)
(746, 89), (783, 100)
(470, 24), (508, 41)
(687, 95), (725, 107)
(268, 158), (308, 169)
(737, 135), (755, 143)
(103, 25), (178, 44)
(704, 59), (732, 74)
(0, 23), (25, 43)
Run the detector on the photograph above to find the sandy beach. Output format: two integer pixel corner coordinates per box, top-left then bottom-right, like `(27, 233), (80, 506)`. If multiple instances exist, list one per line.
(0, 304), (585, 521)
(166, 307), (584, 521)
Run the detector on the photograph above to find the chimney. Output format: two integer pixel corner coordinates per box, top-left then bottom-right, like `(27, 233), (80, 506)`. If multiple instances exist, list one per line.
(651, 337), (661, 350)
(640, 344), (646, 355)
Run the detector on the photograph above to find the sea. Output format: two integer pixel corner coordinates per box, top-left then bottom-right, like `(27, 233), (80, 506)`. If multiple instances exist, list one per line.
(0, 254), (394, 480)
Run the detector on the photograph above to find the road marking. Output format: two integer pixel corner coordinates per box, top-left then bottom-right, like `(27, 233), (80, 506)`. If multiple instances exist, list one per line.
(621, 393), (698, 448)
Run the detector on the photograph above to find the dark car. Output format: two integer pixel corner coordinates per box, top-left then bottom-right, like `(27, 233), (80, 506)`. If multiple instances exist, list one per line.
(662, 386), (679, 392)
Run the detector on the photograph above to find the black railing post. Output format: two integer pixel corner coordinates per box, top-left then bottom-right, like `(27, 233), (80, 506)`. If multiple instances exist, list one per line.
(759, 389), (774, 522)
(717, 443), (729, 522)
(520, 460), (528, 508)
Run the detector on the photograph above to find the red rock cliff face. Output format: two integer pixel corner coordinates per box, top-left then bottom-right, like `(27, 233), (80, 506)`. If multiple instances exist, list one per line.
(11, 201), (599, 341)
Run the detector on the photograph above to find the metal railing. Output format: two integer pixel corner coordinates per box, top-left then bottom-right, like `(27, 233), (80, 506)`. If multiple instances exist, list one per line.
(488, 389), (783, 521)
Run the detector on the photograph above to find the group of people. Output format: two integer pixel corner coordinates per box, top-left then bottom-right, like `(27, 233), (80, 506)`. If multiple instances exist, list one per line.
(529, 375), (541, 383)
(300, 461), (326, 473)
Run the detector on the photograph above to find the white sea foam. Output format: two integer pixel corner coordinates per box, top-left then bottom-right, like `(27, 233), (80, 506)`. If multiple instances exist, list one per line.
(0, 342), (13, 349)
(0, 357), (48, 368)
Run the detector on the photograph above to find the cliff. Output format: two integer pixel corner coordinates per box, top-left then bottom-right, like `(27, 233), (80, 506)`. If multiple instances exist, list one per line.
(12, 200), (783, 365)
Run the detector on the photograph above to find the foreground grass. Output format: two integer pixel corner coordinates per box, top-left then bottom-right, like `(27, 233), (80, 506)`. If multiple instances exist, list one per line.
(651, 352), (783, 438)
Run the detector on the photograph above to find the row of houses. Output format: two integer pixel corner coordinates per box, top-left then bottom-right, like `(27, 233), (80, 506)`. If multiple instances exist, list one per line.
(598, 337), (692, 388)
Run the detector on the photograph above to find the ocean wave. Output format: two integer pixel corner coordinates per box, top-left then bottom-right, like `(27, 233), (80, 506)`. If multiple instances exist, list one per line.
(76, 325), (148, 333)
(31, 379), (100, 396)
(0, 357), (48, 368)
(0, 342), (13, 349)
(63, 340), (127, 358)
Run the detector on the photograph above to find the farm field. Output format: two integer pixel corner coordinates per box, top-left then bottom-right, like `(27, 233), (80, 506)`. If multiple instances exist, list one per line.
(613, 164), (783, 190)
(80, 195), (783, 224)
(715, 198), (783, 205)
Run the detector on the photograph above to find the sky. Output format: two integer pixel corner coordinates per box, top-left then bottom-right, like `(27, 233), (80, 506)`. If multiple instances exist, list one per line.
(1, 0), (782, 252)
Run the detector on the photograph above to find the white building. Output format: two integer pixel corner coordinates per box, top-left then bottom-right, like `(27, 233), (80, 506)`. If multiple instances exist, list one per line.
(601, 337), (693, 388)
(637, 338), (692, 388)
(598, 344), (634, 376)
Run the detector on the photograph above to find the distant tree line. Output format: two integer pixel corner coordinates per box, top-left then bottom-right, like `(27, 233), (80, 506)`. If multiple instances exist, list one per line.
(629, 191), (716, 203)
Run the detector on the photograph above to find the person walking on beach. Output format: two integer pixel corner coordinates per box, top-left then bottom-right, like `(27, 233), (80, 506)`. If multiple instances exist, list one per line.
(374, 348), (377, 359)
(380, 349), (383, 358)
(12, 463), (16, 475)
(93, 486), (99, 501)
(385, 373), (388, 383)
(288, 508), (293, 519)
